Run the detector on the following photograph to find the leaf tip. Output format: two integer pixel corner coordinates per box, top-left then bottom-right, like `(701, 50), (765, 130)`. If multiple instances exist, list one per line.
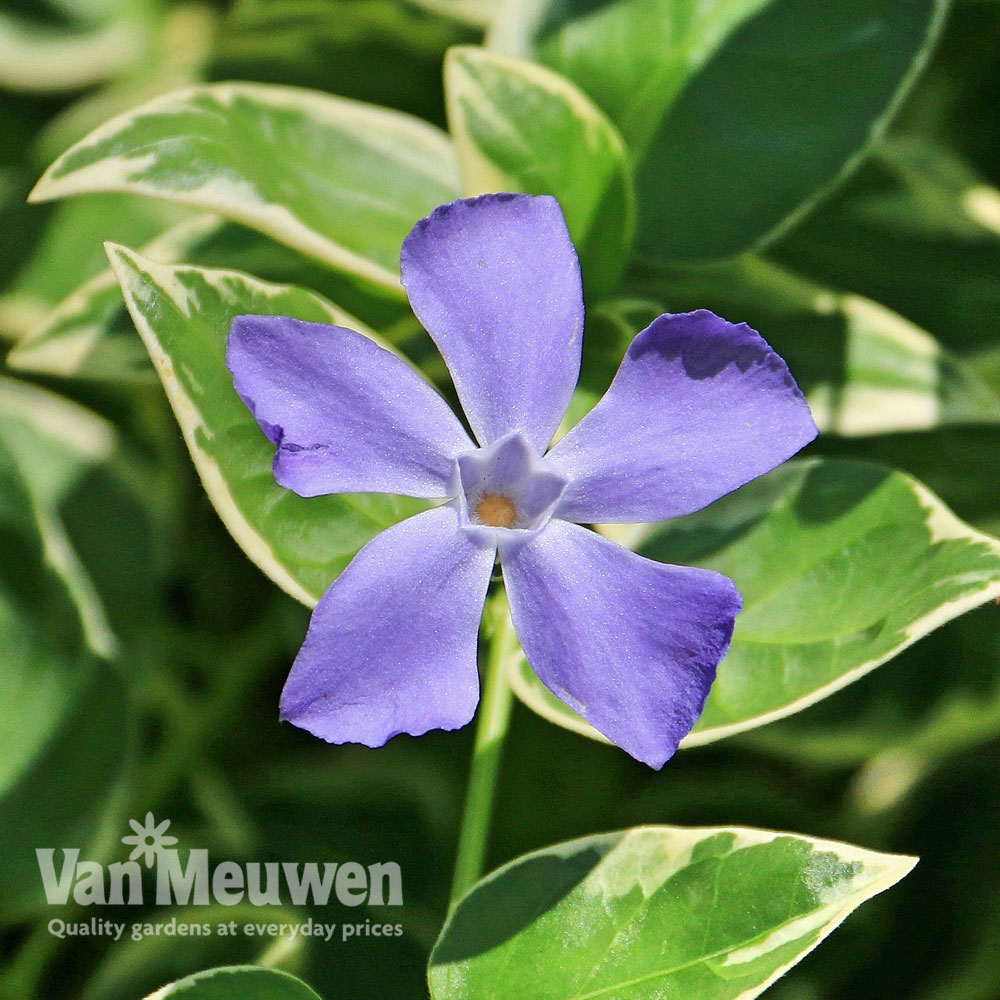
(26, 168), (57, 204)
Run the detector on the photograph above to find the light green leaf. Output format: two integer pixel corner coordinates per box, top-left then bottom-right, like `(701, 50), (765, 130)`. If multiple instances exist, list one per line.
(509, 459), (1000, 747)
(31, 82), (463, 292)
(0, 426), (95, 796)
(0, 10), (146, 93)
(0, 377), (127, 658)
(736, 603), (1000, 802)
(408, 0), (505, 27)
(774, 138), (1000, 355)
(9, 215), (413, 382)
(631, 256), (1000, 435)
(430, 825), (915, 1000)
(445, 45), (634, 294)
(490, 0), (947, 262)
(140, 966), (322, 1000)
(0, 192), (187, 341)
(7, 215), (220, 382)
(107, 243), (425, 606)
(82, 906), (310, 1000)
(0, 422), (133, 916)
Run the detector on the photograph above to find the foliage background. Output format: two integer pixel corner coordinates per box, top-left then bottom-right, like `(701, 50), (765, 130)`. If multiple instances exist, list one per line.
(1, 1), (1000, 998)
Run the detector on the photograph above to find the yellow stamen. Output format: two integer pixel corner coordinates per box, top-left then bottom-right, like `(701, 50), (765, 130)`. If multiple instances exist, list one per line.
(476, 493), (518, 528)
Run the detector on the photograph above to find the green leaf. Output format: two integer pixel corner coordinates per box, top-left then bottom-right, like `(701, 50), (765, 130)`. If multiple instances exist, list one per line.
(774, 138), (1000, 354)
(430, 825), (915, 1000)
(445, 45), (635, 295)
(0, 420), (133, 916)
(0, 192), (186, 341)
(0, 660), (133, 919)
(8, 216), (413, 383)
(508, 459), (1000, 746)
(139, 966), (323, 1000)
(0, 382), (150, 918)
(408, 0), (505, 28)
(0, 376), (124, 657)
(490, 0), (947, 262)
(629, 256), (1000, 435)
(30, 82), (463, 292)
(0, 9), (147, 93)
(82, 906), (311, 1000)
(107, 242), (425, 606)
(0, 423), (95, 796)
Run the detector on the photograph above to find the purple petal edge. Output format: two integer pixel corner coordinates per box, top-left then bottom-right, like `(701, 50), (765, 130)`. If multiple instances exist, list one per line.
(400, 194), (583, 453)
(280, 505), (496, 747)
(227, 314), (473, 499)
(548, 310), (819, 523)
(501, 520), (741, 768)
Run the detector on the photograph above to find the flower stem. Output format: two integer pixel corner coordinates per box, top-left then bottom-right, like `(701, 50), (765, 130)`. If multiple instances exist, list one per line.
(450, 589), (516, 906)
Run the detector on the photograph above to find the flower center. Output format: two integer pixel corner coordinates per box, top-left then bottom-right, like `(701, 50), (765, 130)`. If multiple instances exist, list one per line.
(476, 493), (518, 528)
(454, 432), (568, 544)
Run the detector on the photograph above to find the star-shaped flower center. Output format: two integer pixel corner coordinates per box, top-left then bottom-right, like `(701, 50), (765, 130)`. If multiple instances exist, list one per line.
(455, 432), (567, 544)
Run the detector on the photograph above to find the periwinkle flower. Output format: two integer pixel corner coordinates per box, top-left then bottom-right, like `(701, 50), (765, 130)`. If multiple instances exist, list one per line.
(227, 194), (817, 768)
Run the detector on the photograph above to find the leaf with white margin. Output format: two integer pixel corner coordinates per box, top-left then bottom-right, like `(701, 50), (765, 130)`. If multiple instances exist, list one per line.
(508, 459), (1000, 747)
(9, 214), (412, 383)
(6, 265), (151, 380)
(107, 243), (425, 606)
(31, 82), (463, 293)
(140, 966), (322, 1000)
(407, 0), (505, 27)
(0, 425), (134, 916)
(8, 215), (222, 382)
(489, 0), (947, 263)
(82, 906), (311, 1000)
(0, 192), (188, 342)
(445, 45), (635, 295)
(0, 377), (122, 658)
(774, 138), (1000, 355)
(430, 825), (915, 1000)
(631, 255), (1000, 436)
(0, 10), (146, 93)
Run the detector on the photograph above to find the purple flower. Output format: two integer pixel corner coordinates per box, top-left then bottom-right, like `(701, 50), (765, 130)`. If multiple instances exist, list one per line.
(227, 194), (817, 768)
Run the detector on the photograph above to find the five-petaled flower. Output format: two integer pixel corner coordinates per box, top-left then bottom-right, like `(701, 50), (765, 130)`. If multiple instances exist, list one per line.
(227, 194), (817, 768)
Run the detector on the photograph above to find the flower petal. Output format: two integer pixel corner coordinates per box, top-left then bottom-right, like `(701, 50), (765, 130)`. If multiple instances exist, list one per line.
(280, 505), (496, 746)
(547, 310), (818, 522)
(501, 520), (741, 768)
(400, 194), (584, 452)
(228, 315), (474, 498)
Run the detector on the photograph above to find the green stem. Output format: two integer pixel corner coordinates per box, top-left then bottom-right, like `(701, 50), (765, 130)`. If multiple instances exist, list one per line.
(450, 590), (516, 906)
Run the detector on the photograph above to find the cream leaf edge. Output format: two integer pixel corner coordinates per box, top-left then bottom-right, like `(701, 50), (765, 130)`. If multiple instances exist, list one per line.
(31, 83), (463, 294)
(0, 376), (119, 658)
(435, 824), (916, 1000)
(508, 471), (1000, 749)
(105, 242), (384, 610)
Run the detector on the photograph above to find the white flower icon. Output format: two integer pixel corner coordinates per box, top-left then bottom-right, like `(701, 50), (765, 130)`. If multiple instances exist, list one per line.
(121, 812), (178, 867)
